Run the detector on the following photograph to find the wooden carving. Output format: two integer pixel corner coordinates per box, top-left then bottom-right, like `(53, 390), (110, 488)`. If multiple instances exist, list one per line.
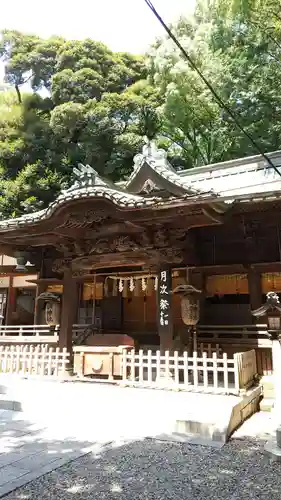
(57, 209), (107, 230)
(90, 236), (140, 254)
(51, 223), (188, 272)
(52, 257), (72, 273)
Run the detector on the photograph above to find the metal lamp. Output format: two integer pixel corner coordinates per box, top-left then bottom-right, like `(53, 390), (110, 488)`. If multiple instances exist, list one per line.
(14, 252), (28, 272)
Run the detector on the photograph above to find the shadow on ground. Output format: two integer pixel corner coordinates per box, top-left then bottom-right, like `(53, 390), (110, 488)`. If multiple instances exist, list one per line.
(3, 420), (281, 500)
(0, 410), (108, 497)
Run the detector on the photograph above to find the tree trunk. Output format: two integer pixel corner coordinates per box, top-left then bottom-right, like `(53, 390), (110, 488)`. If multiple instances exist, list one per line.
(15, 84), (22, 104)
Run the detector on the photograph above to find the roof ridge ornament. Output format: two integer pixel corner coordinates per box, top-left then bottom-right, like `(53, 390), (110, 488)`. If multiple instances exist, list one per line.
(133, 138), (168, 168)
(61, 163), (108, 195)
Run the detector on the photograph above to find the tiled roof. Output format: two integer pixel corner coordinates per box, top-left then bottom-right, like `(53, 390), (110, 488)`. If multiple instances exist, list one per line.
(0, 148), (281, 231)
(179, 150), (281, 199)
(0, 146), (216, 231)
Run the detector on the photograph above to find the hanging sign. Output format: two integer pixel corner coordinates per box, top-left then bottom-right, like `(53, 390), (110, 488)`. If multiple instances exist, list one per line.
(157, 268), (172, 331)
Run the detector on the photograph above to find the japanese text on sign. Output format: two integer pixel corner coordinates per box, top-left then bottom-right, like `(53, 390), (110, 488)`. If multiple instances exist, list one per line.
(159, 270), (170, 327)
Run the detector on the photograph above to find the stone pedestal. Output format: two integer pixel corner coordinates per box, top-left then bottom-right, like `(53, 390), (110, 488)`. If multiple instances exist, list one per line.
(264, 427), (281, 462)
(264, 339), (281, 460)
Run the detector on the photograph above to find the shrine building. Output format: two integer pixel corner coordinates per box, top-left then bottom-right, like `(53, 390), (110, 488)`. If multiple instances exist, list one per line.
(0, 142), (280, 376)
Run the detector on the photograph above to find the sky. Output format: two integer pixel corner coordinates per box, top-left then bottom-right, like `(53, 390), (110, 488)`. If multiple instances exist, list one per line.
(0, 0), (195, 82)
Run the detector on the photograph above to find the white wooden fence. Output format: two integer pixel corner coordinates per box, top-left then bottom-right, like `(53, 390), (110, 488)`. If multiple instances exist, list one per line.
(0, 345), (69, 377)
(121, 349), (257, 395)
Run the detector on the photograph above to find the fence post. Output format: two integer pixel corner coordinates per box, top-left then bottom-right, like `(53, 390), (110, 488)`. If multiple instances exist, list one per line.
(61, 348), (69, 376)
(130, 348), (135, 382)
(10, 345), (15, 372)
(174, 351), (179, 386)
(202, 351), (208, 389)
(147, 350), (152, 384)
(122, 348), (127, 382)
(223, 352), (229, 393)
(234, 353), (240, 394)
(156, 350), (161, 382)
(193, 351), (198, 389)
(139, 349), (144, 383)
(183, 351), (189, 388)
(53, 347), (60, 377)
(47, 347), (53, 376)
(15, 346), (21, 374)
(165, 350), (170, 381)
(213, 352), (218, 391)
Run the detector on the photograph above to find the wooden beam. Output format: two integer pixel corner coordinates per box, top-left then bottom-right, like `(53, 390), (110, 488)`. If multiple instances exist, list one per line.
(173, 262), (281, 275)
(26, 278), (63, 285)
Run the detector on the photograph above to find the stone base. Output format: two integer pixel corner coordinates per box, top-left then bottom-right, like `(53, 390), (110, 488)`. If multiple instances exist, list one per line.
(264, 439), (281, 461)
(264, 427), (281, 461)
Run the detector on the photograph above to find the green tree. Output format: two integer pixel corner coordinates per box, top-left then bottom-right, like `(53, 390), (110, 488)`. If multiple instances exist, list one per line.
(0, 32), (156, 218)
(207, 0), (281, 156)
(147, 0), (281, 164)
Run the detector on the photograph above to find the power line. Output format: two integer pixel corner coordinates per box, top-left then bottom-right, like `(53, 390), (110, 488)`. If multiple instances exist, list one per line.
(143, 0), (281, 178)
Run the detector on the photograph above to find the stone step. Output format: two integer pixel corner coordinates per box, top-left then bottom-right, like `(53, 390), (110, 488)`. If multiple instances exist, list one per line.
(276, 426), (281, 448)
(259, 398), (274, 412)
(260, 376), (275, 392)
(263, 388), (275, 399)
(0, 395), (22, 412)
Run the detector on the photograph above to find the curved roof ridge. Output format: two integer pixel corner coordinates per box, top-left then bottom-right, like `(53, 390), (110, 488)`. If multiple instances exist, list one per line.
(125, 140), (214, 196)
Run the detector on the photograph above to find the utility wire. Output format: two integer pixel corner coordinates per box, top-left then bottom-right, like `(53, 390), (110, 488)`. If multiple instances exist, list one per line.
(143, 0), (281, 178)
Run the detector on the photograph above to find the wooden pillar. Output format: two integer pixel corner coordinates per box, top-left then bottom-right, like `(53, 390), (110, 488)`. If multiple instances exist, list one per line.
(157, 267), (173, 351)
(34, 283), (46, 324)
(5, 277), (15, 325)
(248, 267), (263, 323)
(59, 269), (78, 359)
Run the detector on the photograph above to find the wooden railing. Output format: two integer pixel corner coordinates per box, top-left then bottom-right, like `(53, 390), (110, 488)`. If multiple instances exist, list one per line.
(197, 324), (270, 347)
(0, 325), (59, 336)
(0, 345), (69, 376)
(0, 325), (59, 343)
(0, 324), (88, 343)
(121, 349), (241, 395)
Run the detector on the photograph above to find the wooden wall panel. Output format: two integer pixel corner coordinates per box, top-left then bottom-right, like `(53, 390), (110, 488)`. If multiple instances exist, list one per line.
(123, 297), (144, 332)
(262, 273), (281, 293)
(206, 274), (249, 296)
(144, 291), (157, 326)
(172, 294), (182, 327)
(203, 303), (251, 325)
(102, 297), (122, 331)
(123, 293), (157, 332)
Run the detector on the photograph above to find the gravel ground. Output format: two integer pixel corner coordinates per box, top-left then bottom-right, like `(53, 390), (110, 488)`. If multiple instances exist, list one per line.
(4, 431), (281, 500)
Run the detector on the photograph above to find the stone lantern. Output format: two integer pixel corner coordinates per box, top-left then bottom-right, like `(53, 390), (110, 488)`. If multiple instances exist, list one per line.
(252, 291), (281, 460)
(172, 283), (201, 352)
(14, 251), (29, 272)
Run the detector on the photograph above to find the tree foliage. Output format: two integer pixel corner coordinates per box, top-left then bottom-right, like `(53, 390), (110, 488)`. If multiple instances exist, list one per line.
(1, 1), (281, 217)
(0, 31), (154, 217)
